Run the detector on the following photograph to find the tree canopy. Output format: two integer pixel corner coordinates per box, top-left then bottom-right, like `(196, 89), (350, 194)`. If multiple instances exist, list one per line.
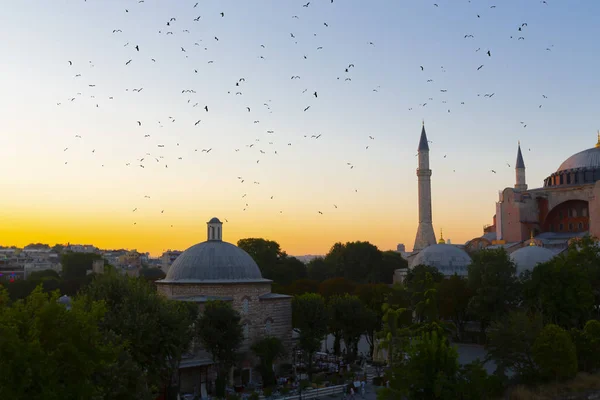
(292, 293), (329, 379)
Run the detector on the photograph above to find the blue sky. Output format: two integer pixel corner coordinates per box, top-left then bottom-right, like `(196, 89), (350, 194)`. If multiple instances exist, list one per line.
(0, 0), (599, 255)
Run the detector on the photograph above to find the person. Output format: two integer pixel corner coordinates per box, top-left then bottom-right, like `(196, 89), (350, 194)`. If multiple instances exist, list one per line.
(350, 387), (355, 400)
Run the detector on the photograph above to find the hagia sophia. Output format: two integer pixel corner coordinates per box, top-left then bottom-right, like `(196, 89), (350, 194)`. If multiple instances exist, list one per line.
(397, 124), (600, 281)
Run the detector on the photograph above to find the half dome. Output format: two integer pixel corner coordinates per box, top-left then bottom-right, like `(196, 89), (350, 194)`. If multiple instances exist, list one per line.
(510, 245), (556, 274)
(411, 244), (472, 276)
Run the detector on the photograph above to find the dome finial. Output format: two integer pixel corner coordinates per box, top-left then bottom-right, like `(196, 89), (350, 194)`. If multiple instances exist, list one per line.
(529, 230), (536, 246)
(207, 217), (223, 241)
(438, 228), (446, 244)
(596, 131), (600, 148)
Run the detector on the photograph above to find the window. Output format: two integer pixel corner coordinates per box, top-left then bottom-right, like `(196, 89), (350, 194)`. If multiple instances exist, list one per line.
(568, 223), (573, 231)
(265, 319), (272, 336)
(559, 223), (564, 231)
(568, 209), (572, 217)
(241, 298), (249, 315)
(243, 323), (249, 339)
(578, 222), (583, 230)
(559, 211), (563, 219)
(583, 208), (588, 217)
(573, 209), (578, 217)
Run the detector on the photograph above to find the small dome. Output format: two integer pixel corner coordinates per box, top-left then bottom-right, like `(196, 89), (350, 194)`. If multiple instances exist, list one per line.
(208, 217), (222, 224)
(163, 241), (267, 282)
(411, 244), (472, 276)
(510, 245), (556, 274)
(556, 147), (600, 172)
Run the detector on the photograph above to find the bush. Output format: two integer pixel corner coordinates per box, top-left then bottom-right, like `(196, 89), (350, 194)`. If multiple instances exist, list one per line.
(533, 324), (578, 382)
(372, 376), (385, 386)
(262, 387), (273, 397)
(456, 361), (503, 400)
(249, 392), (260, 400)
(280, 387), (290, 395)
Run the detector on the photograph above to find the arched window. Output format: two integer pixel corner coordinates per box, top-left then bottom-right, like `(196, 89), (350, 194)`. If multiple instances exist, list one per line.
(243, 323), (249, 339)
(265, 319), (272, 336)
(241, 297), (249, 315)
(578, 222), (583, 230)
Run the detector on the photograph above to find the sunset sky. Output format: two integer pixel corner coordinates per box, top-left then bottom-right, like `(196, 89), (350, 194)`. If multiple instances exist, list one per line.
(1, 0), (599, 256)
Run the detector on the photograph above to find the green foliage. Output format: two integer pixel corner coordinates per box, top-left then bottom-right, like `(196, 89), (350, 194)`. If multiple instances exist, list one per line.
(292, 293), (328, 379)
(61, 251), (104, 280)
(404, 264), (444, 290)
(237, 238), (307, 285)
(455, 360), (504, 400)
(83, 272), (197, 396)
(284, 278), (319, 296)
(356, 284), (393, 356)
(197, 300), (243, 363)
(437, 275), (473, 341)
(324, 241), (385, 283)
(28, 269), (60, 280)
(307, 257), (333, 282)
(378, 330), (459, 400)
(381, 250), (408, 284)
(523, 256), (594, 329)
(467, 248), (519, 332)
(532, 324), (578, 382)
(138, 267), (166, 282)
(0, 286), (131, 399)
(570, 320), (600, 373)
(252, 337), (286, 388)
(328, 294), (375, 361)
(485, 311), (543, 380)
(318, 277), (356, 300)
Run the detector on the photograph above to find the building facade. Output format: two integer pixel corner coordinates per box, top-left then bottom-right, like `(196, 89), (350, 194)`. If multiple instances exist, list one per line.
(155, 217), (293, 396)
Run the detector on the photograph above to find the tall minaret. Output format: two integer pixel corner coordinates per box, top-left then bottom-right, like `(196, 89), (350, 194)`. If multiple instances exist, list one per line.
(515, 141), (527, 191)
(413, 122), (437, 252)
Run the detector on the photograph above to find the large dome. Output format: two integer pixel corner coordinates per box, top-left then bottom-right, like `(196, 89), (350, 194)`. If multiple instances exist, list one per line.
(556, 147), (600, 172)
(510, 245), (556, 275)
(162, 217), (268, 283)
(411, 244), (472, 276)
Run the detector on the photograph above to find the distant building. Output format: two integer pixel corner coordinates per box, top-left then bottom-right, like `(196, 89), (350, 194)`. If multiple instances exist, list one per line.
(161, 250), (183, 274)
(156, 217), (293, 396)
(65, 244), (99, 253)
(396, 244), (406, 252)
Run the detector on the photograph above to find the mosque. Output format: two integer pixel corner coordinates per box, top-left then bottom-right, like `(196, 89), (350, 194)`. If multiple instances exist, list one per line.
(156, 218), (293, 396)
(396, 124), (600, 281)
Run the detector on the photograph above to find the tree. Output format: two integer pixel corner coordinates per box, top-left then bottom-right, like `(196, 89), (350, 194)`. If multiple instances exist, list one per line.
(61, 251), (104, 280)
(83, 272), (197, 396)
(318, 277), (356, 300)
(485, 311), (543, 381)
(237, 238), (284, 275)
(197, 300), (244, 397)
(237, 238), (306, 285)
(324, 241), (384, 283)
(0, 286), (140, 399)
(286, 279), (319, 296)
(437, 275), (473, 341)
(328, 294), (373, 362)
(533, 324), (578, 382)
(523, 255), (594, 329)
(251, 337), (286, 388)
(292, 293), (329, 380)
(467, 248), (519, 334)
(307, 257), (333, 282)
(570, 319), (600, 373)
(139, 267), (166, 282)
(28, 269), (60, 280)
(378, 330), (459, 400)
(270, 256), (307, 286)
(455, 361), (503, 400)
(355, 284), (392, 356)
(380, 250), (408, 284)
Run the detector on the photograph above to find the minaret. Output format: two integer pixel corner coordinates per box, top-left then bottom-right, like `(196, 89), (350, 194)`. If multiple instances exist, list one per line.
(413, 122), (437, 252)
(207, 217), (223, 241)
(515, 141), (527, 191)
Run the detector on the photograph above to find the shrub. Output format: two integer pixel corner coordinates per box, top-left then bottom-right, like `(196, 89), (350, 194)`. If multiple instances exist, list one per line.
(249, 392), (260, 400)
(533, 324), (578, 382)
(262, 387), (273, 397)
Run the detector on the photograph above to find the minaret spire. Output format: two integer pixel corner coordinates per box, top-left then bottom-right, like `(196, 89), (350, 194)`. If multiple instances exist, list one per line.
(413, 122), (437, 252)
(515, 142), (527, 191)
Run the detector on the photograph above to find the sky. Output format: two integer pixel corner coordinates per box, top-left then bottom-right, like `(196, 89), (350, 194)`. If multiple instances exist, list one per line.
(0, 0), (599, 256)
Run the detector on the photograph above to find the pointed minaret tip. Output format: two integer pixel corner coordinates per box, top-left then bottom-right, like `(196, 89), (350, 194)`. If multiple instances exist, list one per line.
(418, 122), (429, 151)
(516, 142), (525, 169)
(595, 131), (600, 148)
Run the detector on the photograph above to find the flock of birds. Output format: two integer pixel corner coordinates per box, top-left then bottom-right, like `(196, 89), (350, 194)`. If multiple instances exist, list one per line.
(57, 0), (555, 226)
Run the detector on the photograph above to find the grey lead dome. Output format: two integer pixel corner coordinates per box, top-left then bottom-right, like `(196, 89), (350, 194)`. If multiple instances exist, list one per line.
(411, 243), (472, 276)
(161, 217), (269, 283)
(556, 147), (600, 172)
